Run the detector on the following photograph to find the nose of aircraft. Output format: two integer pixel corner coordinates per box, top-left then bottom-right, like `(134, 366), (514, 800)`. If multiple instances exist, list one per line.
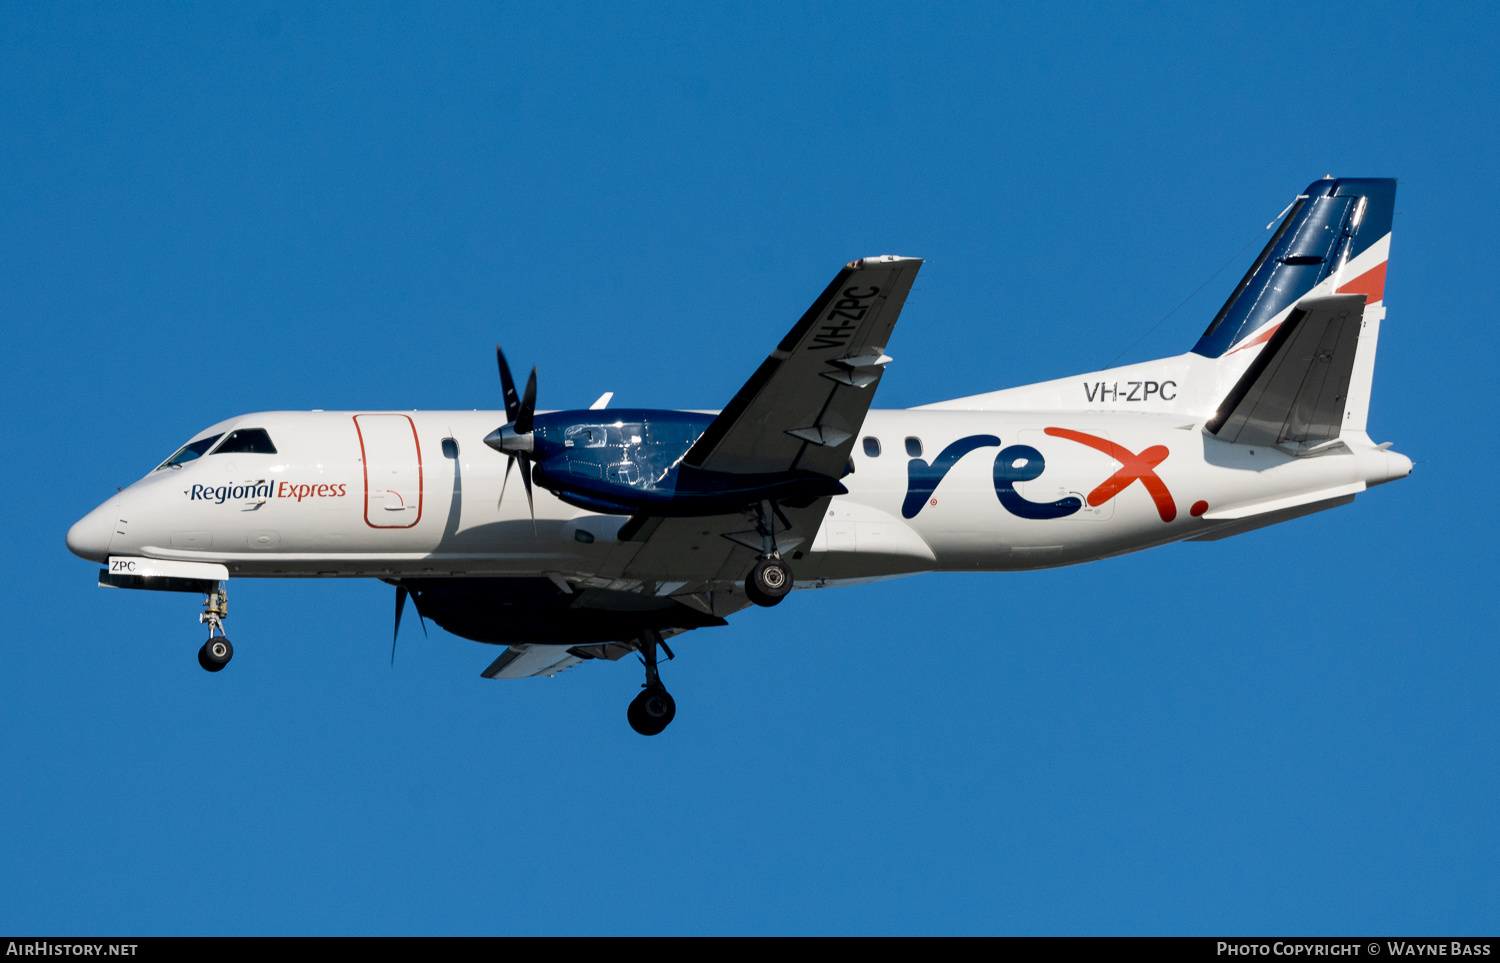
(66, 502), (116, 562)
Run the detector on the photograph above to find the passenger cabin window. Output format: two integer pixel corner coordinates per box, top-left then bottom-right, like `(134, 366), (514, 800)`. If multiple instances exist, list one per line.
(212, 428), (278, 455)
(155, 434), (223, 471)
(862, 437), (881, 458)
(905, 437), (923, 457)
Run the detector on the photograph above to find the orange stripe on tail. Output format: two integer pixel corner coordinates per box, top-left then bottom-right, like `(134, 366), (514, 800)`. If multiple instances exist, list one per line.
(1337, 260), (1387, 304)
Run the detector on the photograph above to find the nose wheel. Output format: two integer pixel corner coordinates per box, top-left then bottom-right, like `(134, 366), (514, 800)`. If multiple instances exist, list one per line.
(197, 584), (233, 673)
(628, 686), (676, 735)
(627, 631), (676, 736)
(198, 637), (233, 672)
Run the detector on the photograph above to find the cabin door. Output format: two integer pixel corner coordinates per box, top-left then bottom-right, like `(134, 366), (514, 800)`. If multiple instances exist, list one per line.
(354, 414), (423, 529)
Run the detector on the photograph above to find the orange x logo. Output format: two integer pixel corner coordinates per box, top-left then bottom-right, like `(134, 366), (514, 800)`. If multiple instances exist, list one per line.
(1043, 427), (1177, 522)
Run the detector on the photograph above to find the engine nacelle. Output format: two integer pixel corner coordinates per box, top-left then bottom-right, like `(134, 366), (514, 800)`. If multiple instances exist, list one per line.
(524, 408), (847, 516)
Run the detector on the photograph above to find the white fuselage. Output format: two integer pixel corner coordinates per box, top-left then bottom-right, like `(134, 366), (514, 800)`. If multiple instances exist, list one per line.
(69, 406), (1412, 586)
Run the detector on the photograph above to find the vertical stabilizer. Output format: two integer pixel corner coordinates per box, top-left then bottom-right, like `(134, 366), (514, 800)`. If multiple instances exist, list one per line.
(1193, 178), (1394, 355)
(1194, 176), (1394, 438)
(919, 177), (1396, 426)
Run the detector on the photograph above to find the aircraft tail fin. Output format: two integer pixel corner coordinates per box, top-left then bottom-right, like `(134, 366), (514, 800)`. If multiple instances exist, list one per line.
(1197, 176), (1396, 443)
(918, 176), (1396, 423)
(1192, 176), (1395, 360)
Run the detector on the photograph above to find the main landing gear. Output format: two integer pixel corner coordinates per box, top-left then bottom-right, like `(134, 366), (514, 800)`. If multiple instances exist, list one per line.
(627, 630), (676, 736)
(197, 584), (233, 673)
(743, 500), (794, 608)
(746, 557), (792, 607)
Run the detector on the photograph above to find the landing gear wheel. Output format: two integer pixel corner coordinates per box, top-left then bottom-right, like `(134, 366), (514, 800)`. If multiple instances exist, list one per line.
(627, 686), (676, 736)
(198, 637), (233, 673)
(745, 558), (793, 607)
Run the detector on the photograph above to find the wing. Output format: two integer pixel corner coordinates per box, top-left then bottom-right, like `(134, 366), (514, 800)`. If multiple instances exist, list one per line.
(481, 640), (640, 679)
(481, 643), (585, 679)
(584, 257), (923, 590)
(580, 498), (829, 606)
(683, 255), (923, 478)
(1206, 294), (1367, 453)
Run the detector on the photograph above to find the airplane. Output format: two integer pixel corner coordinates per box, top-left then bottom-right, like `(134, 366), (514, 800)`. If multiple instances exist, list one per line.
(67, 175), (1411, 735)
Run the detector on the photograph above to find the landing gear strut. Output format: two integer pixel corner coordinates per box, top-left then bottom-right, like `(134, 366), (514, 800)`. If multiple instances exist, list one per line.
(744, 499), (794, 608)
(197, 584), (233, 673)
(627, 630), (676, 736)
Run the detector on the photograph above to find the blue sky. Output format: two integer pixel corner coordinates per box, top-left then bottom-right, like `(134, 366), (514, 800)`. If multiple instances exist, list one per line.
(3, 2), (1497, 935)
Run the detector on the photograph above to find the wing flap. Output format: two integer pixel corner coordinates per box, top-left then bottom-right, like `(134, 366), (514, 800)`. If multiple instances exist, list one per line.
(1206, 294), (1366, 451)
(599, 498), (831, 582)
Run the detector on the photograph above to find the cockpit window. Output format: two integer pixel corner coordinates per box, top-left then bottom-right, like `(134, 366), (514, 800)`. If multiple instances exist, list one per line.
(211, 428), (278, 455)
(155, 434), (223, 471)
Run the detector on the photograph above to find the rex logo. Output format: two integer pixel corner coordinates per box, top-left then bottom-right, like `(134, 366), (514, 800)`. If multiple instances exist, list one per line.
(901, 428), (1176, 522)
(1042, 428), (1176, 522)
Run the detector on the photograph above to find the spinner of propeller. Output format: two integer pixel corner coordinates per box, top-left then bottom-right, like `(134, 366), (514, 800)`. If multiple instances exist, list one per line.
(482, 346), (539, 528)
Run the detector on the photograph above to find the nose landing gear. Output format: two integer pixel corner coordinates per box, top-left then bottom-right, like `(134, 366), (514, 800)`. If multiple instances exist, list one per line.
(627, 631), (676, 736)
(197, 585), (233, 673)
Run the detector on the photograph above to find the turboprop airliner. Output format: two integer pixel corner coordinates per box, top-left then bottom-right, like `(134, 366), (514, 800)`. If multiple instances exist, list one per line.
(68, 176), (1411, 734)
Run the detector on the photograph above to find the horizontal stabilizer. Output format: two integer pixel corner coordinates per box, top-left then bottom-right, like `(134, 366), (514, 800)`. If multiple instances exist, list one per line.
(1206, 294), (1366, 451)
(1200, 481), (1365, 522)
(1188, 493), (1357, 542)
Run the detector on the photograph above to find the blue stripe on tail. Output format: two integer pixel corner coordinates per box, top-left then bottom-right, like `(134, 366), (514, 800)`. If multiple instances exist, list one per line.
(1192, 177), (1396, 358)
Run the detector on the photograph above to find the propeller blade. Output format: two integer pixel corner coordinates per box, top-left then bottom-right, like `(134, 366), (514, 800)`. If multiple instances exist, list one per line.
(516, 366), (537, 435)
(392, 584), (408, 666)
(497, 456), (514, 510)
(520, 452), (536, 534)
(496, 345), (520, 424)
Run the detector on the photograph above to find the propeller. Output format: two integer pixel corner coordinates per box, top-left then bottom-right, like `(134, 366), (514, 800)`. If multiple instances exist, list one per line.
(485, 346), (538, 532)
(391, 583), (427, 667)
(392, 584), (407, 666)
